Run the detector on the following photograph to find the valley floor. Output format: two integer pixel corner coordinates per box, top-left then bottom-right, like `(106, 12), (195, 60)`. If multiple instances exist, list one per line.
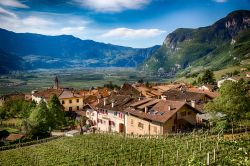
(0, 68), (170, 95)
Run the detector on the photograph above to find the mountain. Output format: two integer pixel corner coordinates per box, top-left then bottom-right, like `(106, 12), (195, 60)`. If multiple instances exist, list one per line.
(0, 28), (160, 71)
(141, 10), (250, 75)
(0, 49), (23, 74)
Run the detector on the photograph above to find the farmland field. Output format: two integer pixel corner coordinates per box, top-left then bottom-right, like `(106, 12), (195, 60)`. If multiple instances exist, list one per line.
(0, 133), (249, 165)
(0, 68), (170, 95)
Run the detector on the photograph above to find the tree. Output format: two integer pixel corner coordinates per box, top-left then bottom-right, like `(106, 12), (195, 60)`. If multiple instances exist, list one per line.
(0, 107), (6, 123)
(1, 98), (35, 119)
(201, 70), (216, 85)
(28, 100), (51, 138)
(20, 100), (36, 119)
(47, 95), (66, 129)
(205, 81), (250, 130)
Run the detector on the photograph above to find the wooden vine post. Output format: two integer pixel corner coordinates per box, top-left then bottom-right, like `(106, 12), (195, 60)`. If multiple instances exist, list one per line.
(207, 152), (210, 165)
(161, 149), (164, 164)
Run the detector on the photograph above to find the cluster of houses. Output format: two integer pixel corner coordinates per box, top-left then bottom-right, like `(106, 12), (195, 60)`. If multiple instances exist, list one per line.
(28, 77), (220, 135)
(1, 73), (249, 136)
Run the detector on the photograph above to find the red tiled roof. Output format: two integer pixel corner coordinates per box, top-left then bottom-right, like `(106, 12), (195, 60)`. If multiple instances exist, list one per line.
(6, 134), (24, 141)
(96, 94), (138, 112)
(58, 90), (81, 99)
(187, 88), (219, 98)
(32, 89), (63, 100)
(117, 83), (142, 97)
(162, 89), (208, 101)
(125, 100), (201, 123)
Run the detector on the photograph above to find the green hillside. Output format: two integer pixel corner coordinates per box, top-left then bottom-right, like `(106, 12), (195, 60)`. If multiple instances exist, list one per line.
(141, 10), (250, 75)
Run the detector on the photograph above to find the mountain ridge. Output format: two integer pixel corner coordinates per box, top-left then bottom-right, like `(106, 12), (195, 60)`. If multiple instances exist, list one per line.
(141, 10), (250, 74)
(0, 28), (160, 73)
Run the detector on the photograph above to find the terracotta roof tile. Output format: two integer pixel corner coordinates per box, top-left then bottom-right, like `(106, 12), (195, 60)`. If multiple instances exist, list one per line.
(32, 89), (63, 100)
(118, 83), (142, 97)
(96, 94), (138, 112)
(58, 90), (81, 99)
(162, 89), (209, 101)
(6, 134), (24, 141)
(125, 100), (201, 123)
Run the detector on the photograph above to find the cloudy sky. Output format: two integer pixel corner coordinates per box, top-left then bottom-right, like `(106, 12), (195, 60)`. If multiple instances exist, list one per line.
(0, 0), (249, 48)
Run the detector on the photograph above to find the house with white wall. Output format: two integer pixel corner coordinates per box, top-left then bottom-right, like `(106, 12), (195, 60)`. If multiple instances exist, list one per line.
(95, 95), (138, 133)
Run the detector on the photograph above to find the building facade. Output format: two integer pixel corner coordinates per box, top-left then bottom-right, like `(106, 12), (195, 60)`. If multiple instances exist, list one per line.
(59, 90), (83, 111)
(125, 99), (201, 135)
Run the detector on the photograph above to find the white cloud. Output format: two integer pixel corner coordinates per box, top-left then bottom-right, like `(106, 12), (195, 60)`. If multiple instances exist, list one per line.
(0, 0), (29, 8)
(74, 0), (150, 12)
(101, 28), (166, 39)
(22, 16), (54, 26)
(21, 16), (53, 26)
(0, 7), (17, 18)
(213, 0), (228, 3)
(0, 12), (88, 37)
(61, 26), (85, 34)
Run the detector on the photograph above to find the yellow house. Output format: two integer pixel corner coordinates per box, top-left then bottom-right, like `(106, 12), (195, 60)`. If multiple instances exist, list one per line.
(125, 99), (202, 135)
(58, 90), (83, 111)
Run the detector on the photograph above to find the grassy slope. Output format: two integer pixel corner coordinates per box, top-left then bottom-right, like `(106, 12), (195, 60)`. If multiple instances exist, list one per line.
(142, 11), (250, 74)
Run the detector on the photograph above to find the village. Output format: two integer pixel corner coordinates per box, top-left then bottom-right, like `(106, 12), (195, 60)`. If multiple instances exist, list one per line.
(1, 69), (249, 142)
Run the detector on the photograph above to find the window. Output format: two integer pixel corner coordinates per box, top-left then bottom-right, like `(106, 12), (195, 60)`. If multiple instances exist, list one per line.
(181, 111), (186, 117)
(87, 112), (89, 116)
(118, 113), (123, 119)
(138, 122), (144, 129)
(69, 100), (72, 104)
(131, 119), (134, 126)
(188, 111), (192, 115)
(69, 107), (72, 111)
(76, 99), (79, 103)
(62, 100), (65, 104)
(98, 119), (103, 124)
(77, 106), (79, 110)
(114, 112), (117, 116)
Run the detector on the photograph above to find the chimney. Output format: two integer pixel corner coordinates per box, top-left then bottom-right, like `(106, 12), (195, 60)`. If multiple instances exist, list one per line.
(191, 100), (196, 108)
(97, 98), (100, 104)
(161, 95), (167, 100)
(104, 98), (107, 106)
(111, 101), (115, 108)
(144, 106), (148, 113)
(168, 105), (171, 111)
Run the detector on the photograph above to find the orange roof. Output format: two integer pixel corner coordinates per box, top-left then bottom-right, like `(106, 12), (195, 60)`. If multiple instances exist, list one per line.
(32, 89), (63, 100)
(83, 95), (98, 106)
(6, 134), (24, 141)
(96, 95), (138, 112)
(58, 90), (81, 99)
(187, 88), (219, 98)
(125, 100), (201, 123)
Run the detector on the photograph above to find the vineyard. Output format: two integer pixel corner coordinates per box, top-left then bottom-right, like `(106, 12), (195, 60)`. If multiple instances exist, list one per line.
(0, 132), (249, 166)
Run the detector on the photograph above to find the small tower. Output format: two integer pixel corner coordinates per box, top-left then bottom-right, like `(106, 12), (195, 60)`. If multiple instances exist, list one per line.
(54, 76), (59, 90)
